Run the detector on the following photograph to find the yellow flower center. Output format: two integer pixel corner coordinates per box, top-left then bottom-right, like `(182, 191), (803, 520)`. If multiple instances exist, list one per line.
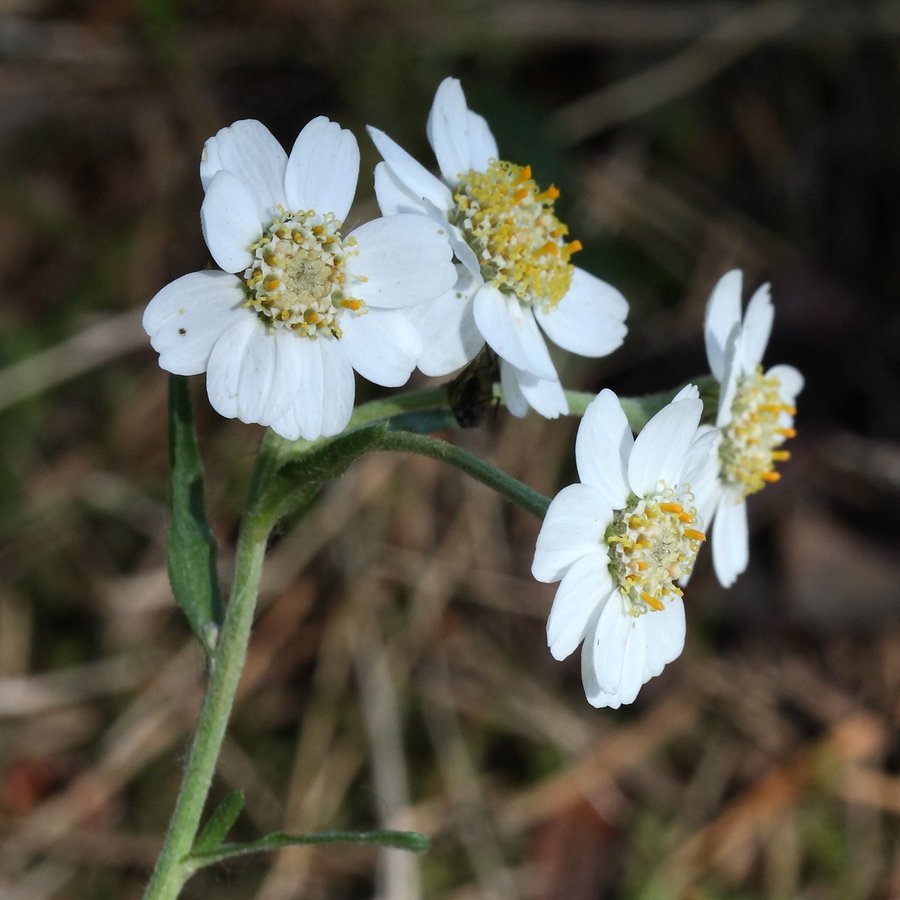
(720, 367), (796, 498)
(451, 160), (581, 311)
(242, 208), (365, 338)
(606, 487), (705, 617)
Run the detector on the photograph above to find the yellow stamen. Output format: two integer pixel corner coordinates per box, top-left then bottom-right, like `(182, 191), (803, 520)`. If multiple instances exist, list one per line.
(659, 502), (684, 514)
(761, 471), (781, 483)
(340, 299), (364, 311)
(771, 450), (791, 461)
(641, 592), (665, 612)
(780, 427), (797, 438)
(678, 512), (695, 523)
(513, 165), (532, 184)
(684, 529), (706, 543)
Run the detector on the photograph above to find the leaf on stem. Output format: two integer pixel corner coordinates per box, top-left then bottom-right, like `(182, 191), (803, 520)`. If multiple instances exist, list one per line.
(186, 829), (432, 870)
(192, 790), (246, 856)
(167, 375), (223, 656)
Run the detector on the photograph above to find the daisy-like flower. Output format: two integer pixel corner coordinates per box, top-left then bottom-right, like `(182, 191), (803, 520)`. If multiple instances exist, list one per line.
(697, 270), (804, 587)
(532, 387), (715, 708)
(367, 77), (629, 419)
(143, 117), (457, 441)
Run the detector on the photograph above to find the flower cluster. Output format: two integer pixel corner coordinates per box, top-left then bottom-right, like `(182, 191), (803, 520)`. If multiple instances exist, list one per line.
(144, 80), (803, 710)
(533, 272), (803, 707)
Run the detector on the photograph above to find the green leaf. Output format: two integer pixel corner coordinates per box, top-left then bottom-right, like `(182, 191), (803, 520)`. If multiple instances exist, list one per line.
(186, 829), (431, 870)
(192, 790), (245, 856)
(167, 375), (223, 655)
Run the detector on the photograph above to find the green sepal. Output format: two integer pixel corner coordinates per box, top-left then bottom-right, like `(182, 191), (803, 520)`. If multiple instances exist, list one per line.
(185, 829), (431, 871)
(166, 375), (223, 656)
(191, 790), (245, 857)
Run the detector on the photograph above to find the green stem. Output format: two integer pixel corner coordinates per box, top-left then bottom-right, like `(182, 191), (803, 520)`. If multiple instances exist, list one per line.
(143, 491), (276, 898)
(376, 428), (551, 520)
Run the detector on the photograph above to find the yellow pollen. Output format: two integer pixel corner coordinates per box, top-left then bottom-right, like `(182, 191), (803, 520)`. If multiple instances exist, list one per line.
(451, 159), (577, 311)
(606, 487), (703, 618)
(241, 207), (364, 338)
(719, 366), (797, 498)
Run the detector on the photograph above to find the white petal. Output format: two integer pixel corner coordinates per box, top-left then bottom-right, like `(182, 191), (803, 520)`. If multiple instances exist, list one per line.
(347, 214), (456, 309)
(741, 282), (774, 368)
(546, 552), (614, 662)
(464, 110), (499, 170)
(200, 171), (260, 273)
(628, 398), (703, 496)
(427, 77), (494, 182)
(338, 308), (421, 387)
(681, 425), (719, 497)
(405, 269), (483, 376)
(374, 162), (428, 217)
(317, 338), (356, 436)
(704, 269), (743, 383)
(643, 600), (686, 675)
(499, 361), (568, 419)
(143, 271), (247, 375)
(657, 598), (686, 665)
(672, 383), (699, 402)
(615, 625), (647, 705)
(367, 126), (454, 211)
(591, 595), (635, 696)
(284, 116), (359, 223)
(473, 285), (557, 381)
(575, 389), (632, 505)
(205, 316), (259, 420)
(269, 338), (356, 441)
(200, 119), (287, 220)
(712, 493), (749, 588)
(499, 358), (528, 417)
(536, 267), (628, 357)
(255, 329), (306, 425)
(716, 337), (742, 428)
(231, 325), (283, 426)
(768, 364), (804, 403)
(532, 482), (613, 583)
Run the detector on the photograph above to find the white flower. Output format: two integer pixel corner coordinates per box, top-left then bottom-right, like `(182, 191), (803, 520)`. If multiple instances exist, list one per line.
(532, 387), (716, 708)
(697, 270), (804, 587)
(367, 77), (628, 419)
(143, 118), (457, 441)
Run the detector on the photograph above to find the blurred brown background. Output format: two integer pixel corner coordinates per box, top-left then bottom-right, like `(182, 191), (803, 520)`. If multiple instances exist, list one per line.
(2, 1), (900, 897)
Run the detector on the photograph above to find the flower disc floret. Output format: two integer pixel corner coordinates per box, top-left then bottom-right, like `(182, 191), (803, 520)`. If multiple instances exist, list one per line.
(450, 160), (582, 312)
(243, 207), (365, 339)
(606, 487), (705, 616)
(719, 366), (796, 498)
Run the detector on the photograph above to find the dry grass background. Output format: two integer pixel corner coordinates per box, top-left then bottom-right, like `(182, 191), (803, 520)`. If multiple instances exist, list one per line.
(2, 1), (900, 897)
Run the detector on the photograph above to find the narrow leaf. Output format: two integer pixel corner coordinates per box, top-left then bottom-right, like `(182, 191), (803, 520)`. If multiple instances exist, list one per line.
(167, 375), (223, 655)
(192, 790), (245, 856)
(187, 829), (431, 869)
